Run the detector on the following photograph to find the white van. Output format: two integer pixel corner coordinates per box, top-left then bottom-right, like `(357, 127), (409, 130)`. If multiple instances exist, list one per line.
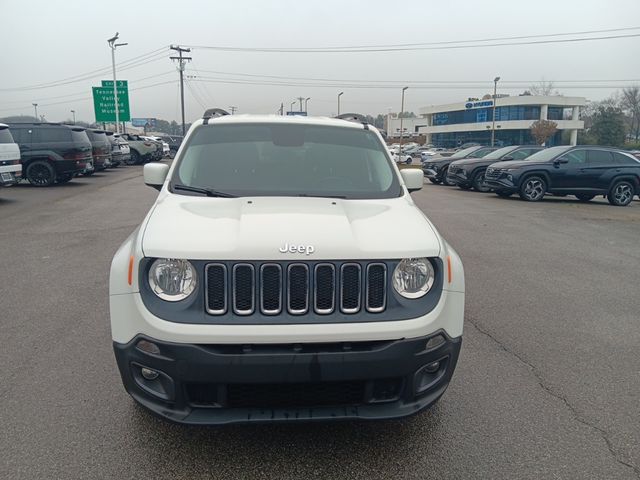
(0, 124), (22, 187)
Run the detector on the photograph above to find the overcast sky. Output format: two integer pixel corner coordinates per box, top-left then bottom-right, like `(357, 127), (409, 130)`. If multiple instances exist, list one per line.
(1, 0), (639, 124)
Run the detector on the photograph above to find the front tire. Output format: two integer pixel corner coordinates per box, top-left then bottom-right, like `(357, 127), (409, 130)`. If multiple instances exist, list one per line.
(472, 170), (491, 192)
(441, 167), (454, 186)
(607, 180), (634, 206)
(26, 160), (55, 187)
(519, 175), (546, 202)
(429, 178), (441, 185)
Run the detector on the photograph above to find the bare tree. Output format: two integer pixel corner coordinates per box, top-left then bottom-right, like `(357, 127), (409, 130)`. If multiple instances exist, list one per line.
(530, 119), (558, 145)
(621, 86), (640, 141)
(530, 80), (559, 96)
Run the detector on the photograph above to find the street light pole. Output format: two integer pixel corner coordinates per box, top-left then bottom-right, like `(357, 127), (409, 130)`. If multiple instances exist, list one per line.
(71, 110), (76, 124)
(108, 33), (128, 134)
(290, 100), (296, 113)
(399, 87), (408, 155)
(305, 97), (311, 113)
(491, 76), (500, 147)
(32, 103), (38, 120)
(337, 92), (344, 115)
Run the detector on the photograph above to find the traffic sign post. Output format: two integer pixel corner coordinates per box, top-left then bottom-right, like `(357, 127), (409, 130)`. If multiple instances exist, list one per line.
(92, 83), (130, 123)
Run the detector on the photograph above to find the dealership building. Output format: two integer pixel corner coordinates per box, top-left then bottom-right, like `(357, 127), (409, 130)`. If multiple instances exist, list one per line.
(386, 95), (585, 147)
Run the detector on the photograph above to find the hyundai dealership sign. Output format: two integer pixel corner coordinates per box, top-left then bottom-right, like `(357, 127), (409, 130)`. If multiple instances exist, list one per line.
(465, 100), (494, 109)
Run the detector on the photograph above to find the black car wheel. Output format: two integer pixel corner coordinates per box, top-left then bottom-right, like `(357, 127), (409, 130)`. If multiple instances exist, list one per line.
(441, 167), (454, 186)
(472, 170), (491, 192)
(127, 150), (140, 165)
(575, 193), (595, 202)
(495, 190), (512, 198)
(607, 180), (634, 206)
(56, 173), (73, 184)
(26, 161), (55, 187)
(428, 178), (441, 185)
(519, 176), (546, 202)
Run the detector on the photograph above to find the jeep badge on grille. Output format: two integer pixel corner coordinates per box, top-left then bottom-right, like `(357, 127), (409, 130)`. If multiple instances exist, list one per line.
(279, 243), (315, 255)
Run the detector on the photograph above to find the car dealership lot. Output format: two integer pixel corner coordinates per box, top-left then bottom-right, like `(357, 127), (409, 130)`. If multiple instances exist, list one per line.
(1, 167), (639, 479)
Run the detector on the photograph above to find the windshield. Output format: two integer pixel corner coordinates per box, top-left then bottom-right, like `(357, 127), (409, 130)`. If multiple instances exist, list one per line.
(522, 146), (572, 162)
(482, 146), (517, 160)
(450, 146), (481, 159)
(173, 123), (402, 199)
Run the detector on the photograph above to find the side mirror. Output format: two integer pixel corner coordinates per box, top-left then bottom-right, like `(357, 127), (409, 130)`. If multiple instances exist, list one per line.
(143, 163), (169, 191)
(554, 158), (569, 165)
(501, 156), (514, 161)
(400, 168), (423, 192)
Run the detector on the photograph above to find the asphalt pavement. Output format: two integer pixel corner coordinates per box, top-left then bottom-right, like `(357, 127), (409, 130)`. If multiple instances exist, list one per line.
(1, 165), (639, 479)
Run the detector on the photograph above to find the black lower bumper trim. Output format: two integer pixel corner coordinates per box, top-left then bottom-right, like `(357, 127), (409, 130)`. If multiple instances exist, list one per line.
(113, 332), (462, 425)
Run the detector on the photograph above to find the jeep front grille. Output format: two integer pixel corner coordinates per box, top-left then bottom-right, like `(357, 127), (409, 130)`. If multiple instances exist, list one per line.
(205, 261), (388, 316)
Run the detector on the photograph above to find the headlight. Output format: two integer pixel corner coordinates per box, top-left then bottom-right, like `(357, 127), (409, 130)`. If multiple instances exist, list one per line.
(392, 258), (435, 299)
(148, 258), (197, 301)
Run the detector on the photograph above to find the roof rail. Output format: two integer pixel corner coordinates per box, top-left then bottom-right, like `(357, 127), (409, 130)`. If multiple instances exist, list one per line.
(202, 108), (230, 125)
(334, 113), (370, 129)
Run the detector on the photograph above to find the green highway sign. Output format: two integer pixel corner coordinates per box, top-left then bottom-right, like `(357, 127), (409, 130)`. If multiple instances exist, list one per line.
(101, 80), (128, 88)
(92, 85), (130, 122)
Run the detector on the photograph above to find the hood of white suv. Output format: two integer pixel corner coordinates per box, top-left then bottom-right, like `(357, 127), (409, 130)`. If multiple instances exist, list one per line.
(141, 193), (441, 260)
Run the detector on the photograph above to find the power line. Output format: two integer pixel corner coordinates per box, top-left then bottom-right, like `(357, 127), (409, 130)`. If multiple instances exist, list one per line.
(191, 76), (636, 90)
(0, 47), (169, 92)
(185, 28), (640, 53)
(191, 69), (640, 86)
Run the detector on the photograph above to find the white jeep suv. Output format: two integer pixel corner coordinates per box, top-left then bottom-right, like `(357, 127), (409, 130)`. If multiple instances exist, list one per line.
(109, 110), (465, 424)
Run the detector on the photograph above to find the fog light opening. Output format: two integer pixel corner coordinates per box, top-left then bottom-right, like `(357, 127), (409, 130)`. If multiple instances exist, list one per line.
(141, 367), (160, 380)
(136, 339), (161, 355)
(424, 361), (440, 373)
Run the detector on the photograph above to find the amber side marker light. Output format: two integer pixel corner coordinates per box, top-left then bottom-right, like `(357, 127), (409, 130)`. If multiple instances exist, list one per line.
(447, 255), (452, 284)
(128, 255), (134, 285)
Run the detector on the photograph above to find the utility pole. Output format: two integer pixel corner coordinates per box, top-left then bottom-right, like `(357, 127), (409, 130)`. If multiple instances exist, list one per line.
(229, 106), (237, 115)
(107, 33), (128, 134)
(491, 76), (500, 147)
(70, 109), (76, 124)
(170, 45), (192, 136)
(279, 103), (284, 115)
(297, 96), (305, 112)
(399, 87), (408, 155)
(32, 103), (38, 120)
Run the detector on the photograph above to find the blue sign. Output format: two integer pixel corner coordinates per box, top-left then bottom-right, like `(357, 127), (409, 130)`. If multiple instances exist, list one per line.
(286, 111), (307, 116)
(465, 100), (493, 109)
(131, 118), (156, 128)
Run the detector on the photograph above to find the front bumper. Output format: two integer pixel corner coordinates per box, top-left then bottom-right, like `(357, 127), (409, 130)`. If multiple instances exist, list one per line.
(484, 178), (516, 191)
(114, 332), (461, 425)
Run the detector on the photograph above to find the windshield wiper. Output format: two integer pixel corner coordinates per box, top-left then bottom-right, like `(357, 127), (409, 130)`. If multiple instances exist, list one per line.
(172, 184), (237, 198)
(297, 193), (347, 199)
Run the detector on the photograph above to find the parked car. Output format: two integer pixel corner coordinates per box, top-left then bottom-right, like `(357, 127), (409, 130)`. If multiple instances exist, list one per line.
(114, 134), (131, 165)
(158, 135), (183, 158)
(0, 124), (22, 187)
(484, 145), (640, 206)
(109, 110), (465, 425)
(85, 129), (112, 170)
(391, 150), (413, 164)
(7, 122), (92, 186)
(422, 146), (497, 185)
(420, 147), (447, 161)
(141, 136), (164, 161)
(105, 131), (127, 167)
(149, 136), (170, 157)
(447, 145), (544, 192)
(119, 133), (157, 164)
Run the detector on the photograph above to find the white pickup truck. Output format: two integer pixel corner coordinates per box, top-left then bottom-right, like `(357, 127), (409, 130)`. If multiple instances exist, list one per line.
(0, 124), (22, 187)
